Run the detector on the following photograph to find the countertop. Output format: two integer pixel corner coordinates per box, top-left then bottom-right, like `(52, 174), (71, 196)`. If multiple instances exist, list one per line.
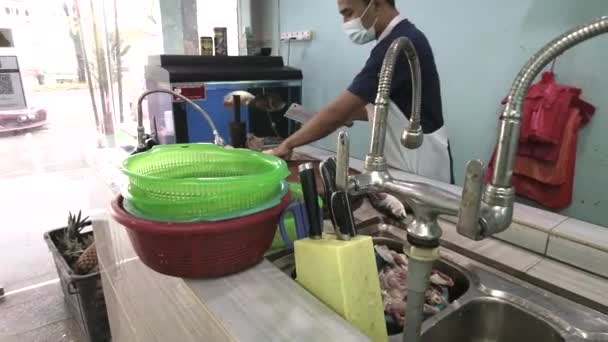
(95, 218), (370, 341)
(88, 145), (608, 341)
(90, 149), (370, 341)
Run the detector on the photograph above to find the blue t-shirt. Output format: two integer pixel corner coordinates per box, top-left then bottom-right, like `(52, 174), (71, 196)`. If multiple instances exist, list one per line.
(348, 19), (444, 134)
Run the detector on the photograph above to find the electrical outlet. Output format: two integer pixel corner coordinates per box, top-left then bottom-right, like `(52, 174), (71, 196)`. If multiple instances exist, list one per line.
(280, 31), (313, 41)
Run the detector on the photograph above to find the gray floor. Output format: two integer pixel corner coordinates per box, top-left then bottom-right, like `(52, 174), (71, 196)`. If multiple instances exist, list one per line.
(0, 283), (85, 342)
(0, 89), (99, 341)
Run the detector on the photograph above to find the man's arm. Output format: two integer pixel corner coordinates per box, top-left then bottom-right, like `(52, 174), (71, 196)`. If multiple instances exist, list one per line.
(278, 91), (367, 154)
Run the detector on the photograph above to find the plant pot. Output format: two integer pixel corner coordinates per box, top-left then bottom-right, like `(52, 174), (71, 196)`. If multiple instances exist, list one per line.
(43, 226), (110, 342)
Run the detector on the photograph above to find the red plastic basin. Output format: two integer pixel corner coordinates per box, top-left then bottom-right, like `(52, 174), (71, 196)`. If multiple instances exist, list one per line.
(109, 192), (291, 278)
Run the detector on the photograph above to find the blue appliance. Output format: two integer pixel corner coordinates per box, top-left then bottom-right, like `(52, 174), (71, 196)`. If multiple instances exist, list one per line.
(144, 55), (303, 145)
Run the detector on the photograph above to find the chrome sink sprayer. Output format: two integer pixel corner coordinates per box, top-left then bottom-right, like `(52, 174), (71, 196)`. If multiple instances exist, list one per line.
(334, 17), (608, 342)
(134, 89), (224, 153)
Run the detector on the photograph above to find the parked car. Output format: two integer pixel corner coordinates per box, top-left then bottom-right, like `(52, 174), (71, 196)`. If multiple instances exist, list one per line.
(0, 107), (47, 134)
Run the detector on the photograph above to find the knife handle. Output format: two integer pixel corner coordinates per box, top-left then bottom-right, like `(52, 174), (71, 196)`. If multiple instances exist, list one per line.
(331, 191), (354, 241)
(319, 158), (338, 216)
(298, 163), (322, 239)
(232, 95), (241, 122)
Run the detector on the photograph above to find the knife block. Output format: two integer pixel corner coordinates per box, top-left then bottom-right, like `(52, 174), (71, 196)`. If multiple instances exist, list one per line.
(294, 235), (388, 342)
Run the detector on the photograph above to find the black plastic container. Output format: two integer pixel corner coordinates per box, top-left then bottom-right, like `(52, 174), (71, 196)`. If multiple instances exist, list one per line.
(43, 227), (110, 342)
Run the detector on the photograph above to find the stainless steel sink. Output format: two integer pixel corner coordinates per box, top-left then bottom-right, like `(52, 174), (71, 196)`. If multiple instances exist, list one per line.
(422, 298), (564, 342)
(267, 220), (608, 342)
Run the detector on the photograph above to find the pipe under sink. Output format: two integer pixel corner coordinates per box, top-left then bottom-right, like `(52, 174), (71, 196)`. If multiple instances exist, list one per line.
(266, 222), (608, 342)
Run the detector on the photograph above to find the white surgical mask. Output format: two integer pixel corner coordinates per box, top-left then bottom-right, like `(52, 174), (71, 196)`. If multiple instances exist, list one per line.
(342, 1), (377, 45)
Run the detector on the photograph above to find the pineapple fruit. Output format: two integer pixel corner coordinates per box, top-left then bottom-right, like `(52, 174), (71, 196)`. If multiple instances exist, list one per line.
(75, 243), (98, 275)
(57, 211), (98, 274)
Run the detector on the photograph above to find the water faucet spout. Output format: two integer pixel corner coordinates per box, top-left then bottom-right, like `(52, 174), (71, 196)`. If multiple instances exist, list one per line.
(489, 16), (608, 195)
(367, 37), (423, 172)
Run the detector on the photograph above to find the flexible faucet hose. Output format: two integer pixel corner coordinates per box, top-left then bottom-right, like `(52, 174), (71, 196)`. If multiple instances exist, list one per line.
(493, 17), (608, 187)
(370, 37), (422, 156)
(136, 89), (224, 148)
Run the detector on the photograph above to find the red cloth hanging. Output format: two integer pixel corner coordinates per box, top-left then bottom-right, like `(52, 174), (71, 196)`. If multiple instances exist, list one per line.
(486, 112), (579, 208)
(513, 108), (580, 186)
(501, 72), (595, 162)
(489, 72), (595, 209)
(512, 115), (579, 209)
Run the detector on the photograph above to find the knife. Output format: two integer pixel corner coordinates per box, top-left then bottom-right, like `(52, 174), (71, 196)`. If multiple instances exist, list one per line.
(319, 158), (338, 229)
(298, 163), (323, 239)
(331, 192), (355, 240)
(332, 131), (357, 239)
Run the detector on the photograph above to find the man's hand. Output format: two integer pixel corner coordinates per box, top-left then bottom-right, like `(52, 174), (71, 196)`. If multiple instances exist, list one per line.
(265, 143), (293, 160)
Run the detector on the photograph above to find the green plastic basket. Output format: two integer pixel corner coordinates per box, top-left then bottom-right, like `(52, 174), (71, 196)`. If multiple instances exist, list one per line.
(121, 144), (289, 217)
(123, 181), (290, 222)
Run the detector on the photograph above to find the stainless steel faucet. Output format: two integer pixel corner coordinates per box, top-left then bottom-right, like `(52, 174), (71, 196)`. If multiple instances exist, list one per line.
(335, 17), (608, 342)
(338, 16), (608, 244)
(344, 36), (465, 245)
(483, 16), (608, 236)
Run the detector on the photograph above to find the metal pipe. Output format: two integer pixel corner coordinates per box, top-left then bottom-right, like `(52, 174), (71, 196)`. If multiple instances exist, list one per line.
(491, 16), (608, 188)
(368, 37), (423, 161)
(136, 89), (224, 148)
(403, 245), (439, 342)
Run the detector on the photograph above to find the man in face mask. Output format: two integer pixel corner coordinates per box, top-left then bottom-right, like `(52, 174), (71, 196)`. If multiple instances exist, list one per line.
(271, 0), (453, 184)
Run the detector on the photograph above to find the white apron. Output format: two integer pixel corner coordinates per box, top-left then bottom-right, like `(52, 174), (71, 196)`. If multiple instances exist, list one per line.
(365, 102), (451, 183)
(366, 15), (452, 183)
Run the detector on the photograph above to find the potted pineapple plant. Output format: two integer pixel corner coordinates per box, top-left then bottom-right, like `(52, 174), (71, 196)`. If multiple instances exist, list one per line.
(44, 211), (110, 342)
(54, 212), (98, 274)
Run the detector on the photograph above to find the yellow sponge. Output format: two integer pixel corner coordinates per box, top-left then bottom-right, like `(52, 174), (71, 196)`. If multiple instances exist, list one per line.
(295, 235), (388, 342)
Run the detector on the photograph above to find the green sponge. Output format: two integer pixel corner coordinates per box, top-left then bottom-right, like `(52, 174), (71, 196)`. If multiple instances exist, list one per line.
(295, 235), (388, 342)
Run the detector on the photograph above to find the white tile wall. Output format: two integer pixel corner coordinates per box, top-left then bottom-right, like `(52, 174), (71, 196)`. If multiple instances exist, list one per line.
(512, 204), (568, 233)
(551, 218), (608, 250)
(494, 222), (550, 255)
(439, 219), (544, 272)
(438, 214), (550, 256)
(547, 235), (608, 278)
(545, 219), (608, 278)
(527, 259), (608, 307)
(473, 238), (544, 272)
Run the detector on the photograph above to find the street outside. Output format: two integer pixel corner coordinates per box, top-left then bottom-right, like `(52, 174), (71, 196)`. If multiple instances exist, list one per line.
(0, 88), (102, 341)
(1, 0), (152, 338)
(0, 88), (96, 178)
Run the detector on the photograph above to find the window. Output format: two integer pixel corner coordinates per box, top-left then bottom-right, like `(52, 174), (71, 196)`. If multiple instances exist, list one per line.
(0, 29), (14, 48)
(197, 0), (239, 56)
